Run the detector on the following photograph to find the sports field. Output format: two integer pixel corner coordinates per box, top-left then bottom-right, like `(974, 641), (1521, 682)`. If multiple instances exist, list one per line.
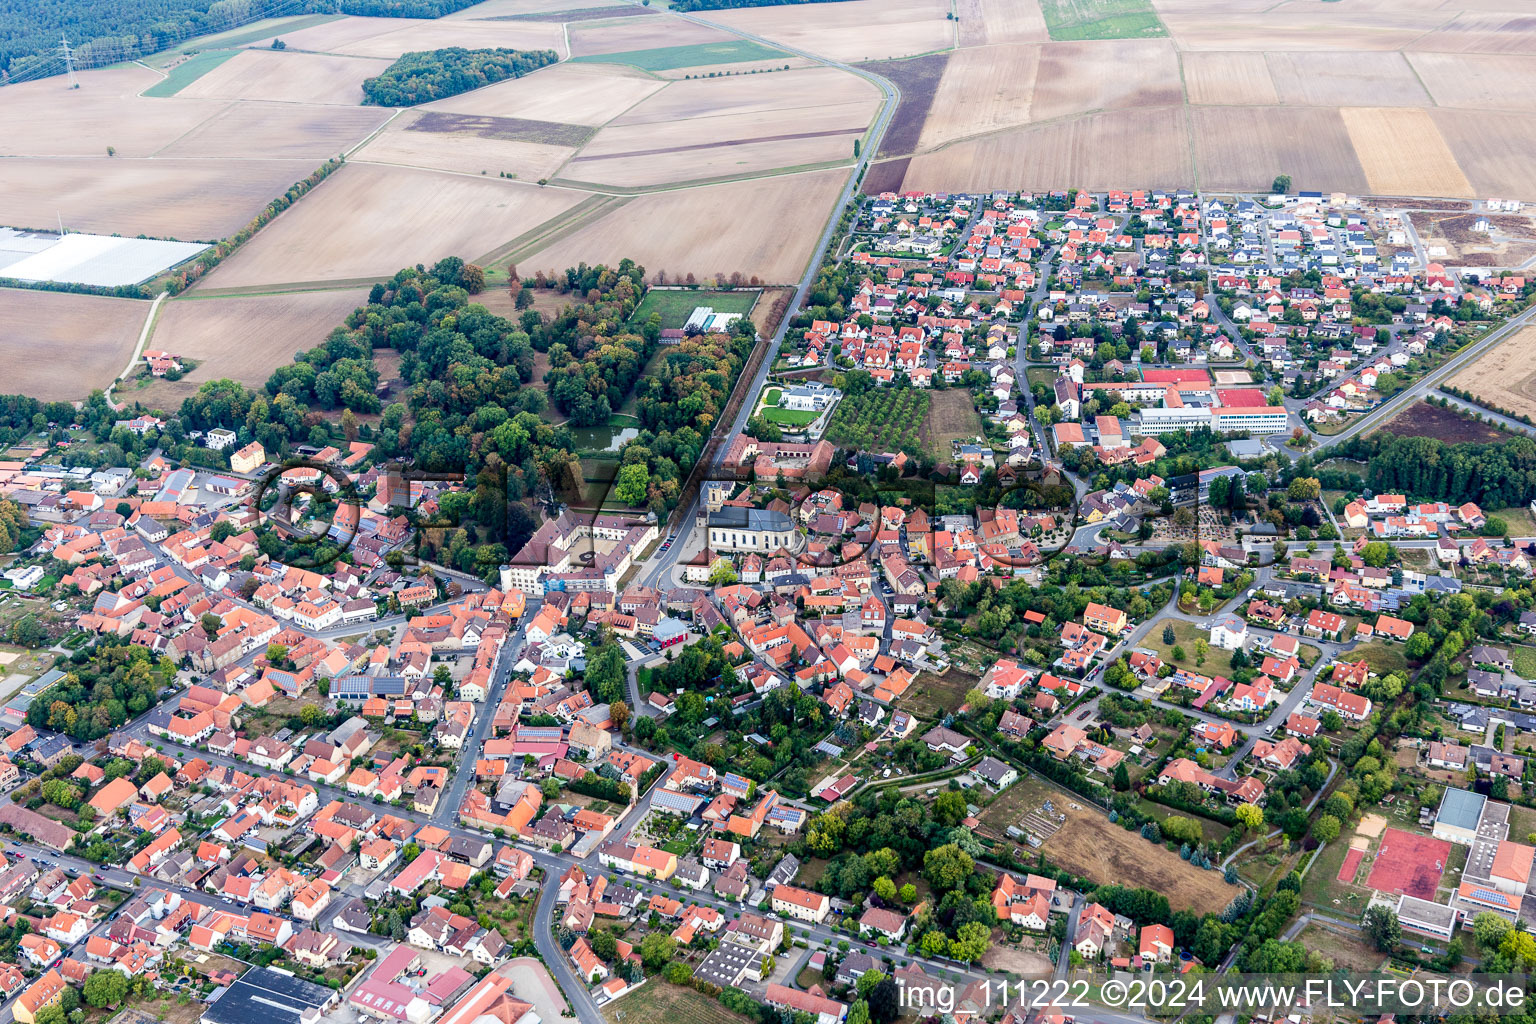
(1365, 828), (1450, 900)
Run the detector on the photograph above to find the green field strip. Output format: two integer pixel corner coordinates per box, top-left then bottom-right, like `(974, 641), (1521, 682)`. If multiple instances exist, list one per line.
(476, 193), (629, 267)
(568, 40), (788, 72)
(142, 49), (242, 97)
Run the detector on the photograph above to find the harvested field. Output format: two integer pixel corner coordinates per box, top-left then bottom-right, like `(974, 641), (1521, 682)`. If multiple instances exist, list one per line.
(0, 290), (146, 401)
(923, 389), (986, 458)
(567, 13), (736, 55)
(697, 0), (955, 63)
(144, 288), (367, 388)
(901, 106), (1192, 193)
(1365, 827), (1450, 900)
(569, 40), (788, 70)
(174, 49), (392, 105)
(0, 157), (322, 241)
(331, 20), (566, 59)
(1375, 401), (1508, 445)
(859, 53), (950, 159)
(1448, 327), (1536, 423)
(611, 67), (880, 126)
(487, 5), (645, 21)
(0, 66), (222, 158)
(154, 102), (392, 159)
(242, 16), (418, 54)
(1408, 11), (1536, 54)
(564, 103), (871, 186)
(1342, 107), (1474, 197)
(1266, 50), (1429, 106)
(1430, 110), (1536, 200)
(352, 116), (576, 179)
(751, 287), (794, 337)
(655, 56), (818, 79)
(1408, 52), (1536, 112)
(518, 167), (849, 285)
(1180, 51), (1277, 105)
(426, 62), (665, 125)
(1152, 0), (1450, 50)
(1029, 39), (1182, 121)
(407, 111), (593, 147)
(203, 163), (587, 288)
(445, 0), (625, 16)
(955, 0), (1050, 45)
(917, 44), (1042, 150)
(1039, 0), (1166, 40)
(1191, 106), (1369, 194)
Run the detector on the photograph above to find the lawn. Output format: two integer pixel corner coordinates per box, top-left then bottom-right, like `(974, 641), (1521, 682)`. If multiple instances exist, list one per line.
(1039, 0), (1167, 39)
(1511, 645), (1536, 680)
(1141, 617), (1212, 670)
(1351, 641), (1408, 677)
(630, 288), (759, 329)
(143, 49), (242, 97)
(761, 407), (819, 426)
(572, 40), (788, 71)
(1487, 505), (1536, 537)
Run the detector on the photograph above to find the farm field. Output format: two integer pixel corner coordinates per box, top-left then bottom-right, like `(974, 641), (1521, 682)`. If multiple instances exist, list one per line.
(859, 53), (950, 162)
(143, 49), (241, 97)
(900, 106), (1192, 193)
(0, 67), (223, 159)
(923, 389), (986, 458)
(1180, 51), (1278, 105)
(202, 163), (588, 288)
(517, 167), (850, 286)
(328, 20), (567, 59)
(0, 157), (323, 241)
(917, 45), (1042, 150)
(426, 62), (666, 124)
(351, 114), (579, 180)
(444, 0), (627, 16)
(142, 288), (368, 390)
(1408, 52), (1536, 112)
(696, 0), (955, 63)
(612, 67), (880, 126)
(566, 12), (736, 55)
(1150, 0), (1450, 51)
(1039, 0), (1166, 40)
(1447, 328), (1536, 422)
(1028, 39), (1182, 121)
(1265, 50), (1430, 107)
(953, 0), (1050, 46)
(155, 102), (393, 160)
(0, 291), (147, 402)
(569, 40), (788, 71)
(1191, 106), (1370, 195)
(1374, 400), (1511, 445)
(175, 49), (394, 105)
(1341, 107), (1475, 197)
(631, 289), (758, 329)
(1430, 110), (1536, 199)
(563, 101), (873, 187)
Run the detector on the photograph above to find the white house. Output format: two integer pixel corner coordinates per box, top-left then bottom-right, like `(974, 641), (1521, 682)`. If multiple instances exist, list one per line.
(1209, 613), (1248, 651)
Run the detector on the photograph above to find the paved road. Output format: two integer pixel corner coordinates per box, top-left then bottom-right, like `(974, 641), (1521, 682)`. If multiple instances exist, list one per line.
(635, 7), (903, 593)
(1300, 301), (1536, 453)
